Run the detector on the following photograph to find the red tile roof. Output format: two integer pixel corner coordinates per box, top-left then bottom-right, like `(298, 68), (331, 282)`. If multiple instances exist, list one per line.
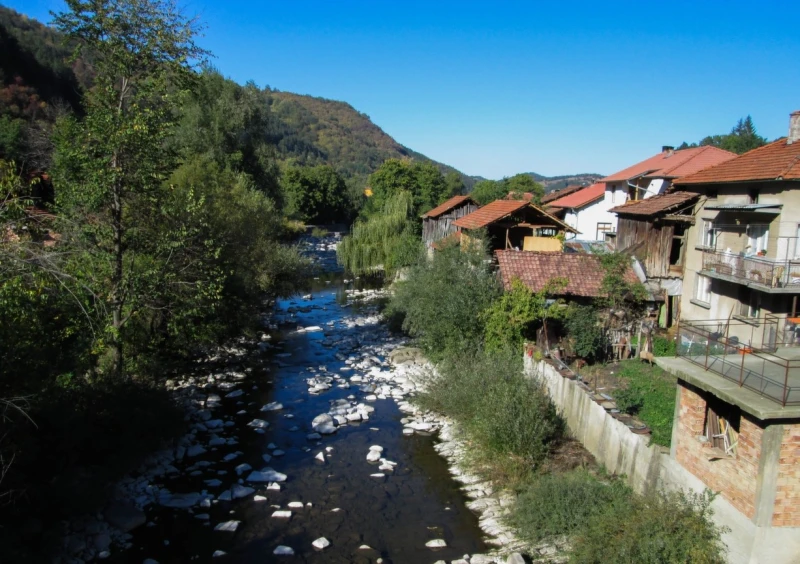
(547, 183), (606, 209)
(495, 250), (639, 297)
(602, 146), (737, 183)
(674, 138), (800, 185)
(608, 191), (699, 217)
(454, 200), (575, 232)
(422, 195), (478, 218)
(541, 185), (585, 204)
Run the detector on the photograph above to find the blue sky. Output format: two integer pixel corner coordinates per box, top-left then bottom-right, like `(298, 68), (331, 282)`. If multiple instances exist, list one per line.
(7, 0), (800, 179)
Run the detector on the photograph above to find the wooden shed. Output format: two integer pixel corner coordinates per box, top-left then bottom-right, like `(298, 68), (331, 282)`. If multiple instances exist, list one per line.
(453, 199), (577, 252)
(421, 195), (479, 248)
(610, 191), (699, 326)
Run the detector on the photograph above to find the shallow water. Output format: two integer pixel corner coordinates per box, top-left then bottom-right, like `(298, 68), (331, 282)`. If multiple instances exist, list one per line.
(123, 242), (486, 563)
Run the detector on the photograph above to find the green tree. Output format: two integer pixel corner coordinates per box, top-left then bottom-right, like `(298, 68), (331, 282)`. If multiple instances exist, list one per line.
(365, 158), (450, 217)
(469, 179), (508, 205)
(444, 170), (465, 199)
(482, 277), (566, 353)
(678, 115), (768, 155)
(282, 164), (350, 224)
(505, 173), (544, 203)
(337, 190), (421, 276)
(52, 0), (206, 377)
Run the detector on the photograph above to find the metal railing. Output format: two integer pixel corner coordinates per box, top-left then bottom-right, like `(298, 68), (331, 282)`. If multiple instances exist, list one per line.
(677, 317), (800, 406)
(701, 249), (800, 289)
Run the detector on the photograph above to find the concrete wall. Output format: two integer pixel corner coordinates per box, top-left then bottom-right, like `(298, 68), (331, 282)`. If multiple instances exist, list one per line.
(523, 356), (800, 564)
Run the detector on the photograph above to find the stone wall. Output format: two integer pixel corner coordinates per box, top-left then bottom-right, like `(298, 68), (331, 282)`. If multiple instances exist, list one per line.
(523, 356), (800, 564)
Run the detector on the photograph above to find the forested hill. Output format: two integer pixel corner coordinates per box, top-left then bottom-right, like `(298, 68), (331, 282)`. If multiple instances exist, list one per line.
(0, 5), (473, 186)
(524, 172), (604, 192)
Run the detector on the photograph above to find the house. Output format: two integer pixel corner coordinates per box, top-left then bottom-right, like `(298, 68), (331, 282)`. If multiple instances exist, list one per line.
(547, 182), (616, 241)
(676, 111), (800, 347)
(421, 195), (479, 248)
(651, 112), (800, 563)
(600, 145), (737, 233)
(454, 199), (577, 252)
(609, 191), (701, 327)
(495, 249), (638, 300)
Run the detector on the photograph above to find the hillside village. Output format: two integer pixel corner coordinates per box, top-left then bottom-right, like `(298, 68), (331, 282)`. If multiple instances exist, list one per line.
(3, 1), (800, 563)
(420, 110), (800, 563)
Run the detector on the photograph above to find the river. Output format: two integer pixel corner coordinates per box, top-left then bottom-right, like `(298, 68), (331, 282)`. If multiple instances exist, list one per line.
(118, 236), (487, 563)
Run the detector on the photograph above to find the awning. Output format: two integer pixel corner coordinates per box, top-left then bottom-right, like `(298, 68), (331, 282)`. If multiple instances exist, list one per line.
(704, 203), (782, 213)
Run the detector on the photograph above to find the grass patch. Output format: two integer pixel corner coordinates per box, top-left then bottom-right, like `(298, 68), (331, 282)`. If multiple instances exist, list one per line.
(613, 360), (677, 447)
(310, 226), (329, 238)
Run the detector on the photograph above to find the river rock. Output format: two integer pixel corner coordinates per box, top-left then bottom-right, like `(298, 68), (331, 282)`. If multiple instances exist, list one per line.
(160, 492), (201, 508)
(214, 520), (240, 532)
(425, 539), (447, 548)
(247, 419), (269, 429)
(273, 545), (294, 555)
(506, 554), (526, 564)
(231, 484), (255, 499)
(312, 537), (330, 550)
(366, 450), (381, 463)
(104, 501), (146, 532)
(261, 402), (283, 411)
(271, 510), (292, 519)
(247, 469), (287, 482)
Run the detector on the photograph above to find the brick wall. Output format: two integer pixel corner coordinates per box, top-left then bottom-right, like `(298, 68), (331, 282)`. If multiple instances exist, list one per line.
(674, 384), (762, 519)
(773, 424), (800, 526)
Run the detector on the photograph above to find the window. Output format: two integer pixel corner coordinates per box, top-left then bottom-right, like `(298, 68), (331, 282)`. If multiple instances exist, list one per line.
(699, 219), (716, 248)
(748, 190), (759, 204)
(596, 223), (613, 241)
(738, 288), (761, 318)
(703, 398), (740, 457)
(694, 274), (711, 304)
(747, 224), (769, 256)
(707, 189), (718, 200)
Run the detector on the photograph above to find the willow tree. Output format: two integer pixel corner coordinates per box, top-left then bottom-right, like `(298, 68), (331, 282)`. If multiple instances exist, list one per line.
(337, 190), (421, 276)
(52, 0), (207, 377)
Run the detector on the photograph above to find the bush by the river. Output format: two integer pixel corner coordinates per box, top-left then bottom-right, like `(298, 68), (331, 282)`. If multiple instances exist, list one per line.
(417, 347), (565, 475)
(510, 469), (727, 563)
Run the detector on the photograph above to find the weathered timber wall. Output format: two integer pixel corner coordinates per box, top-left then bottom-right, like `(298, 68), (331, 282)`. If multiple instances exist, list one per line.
(616, 216), (674, 277)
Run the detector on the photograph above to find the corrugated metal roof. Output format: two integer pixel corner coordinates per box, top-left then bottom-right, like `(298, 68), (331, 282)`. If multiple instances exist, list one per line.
(704, 203), (783, 211)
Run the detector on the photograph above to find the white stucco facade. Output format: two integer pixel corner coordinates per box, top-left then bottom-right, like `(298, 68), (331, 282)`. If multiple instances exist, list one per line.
(563, 197), (619, 241)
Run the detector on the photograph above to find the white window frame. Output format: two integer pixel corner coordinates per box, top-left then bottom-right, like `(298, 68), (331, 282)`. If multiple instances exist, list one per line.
(596, 222), (613, 241)
(694, 274), (711, 305)
(699, 218), (716, 248)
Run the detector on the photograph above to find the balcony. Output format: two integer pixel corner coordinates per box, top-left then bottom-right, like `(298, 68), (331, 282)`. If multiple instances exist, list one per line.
(700, 249), (800, 293)
(676, 315), (800, 406)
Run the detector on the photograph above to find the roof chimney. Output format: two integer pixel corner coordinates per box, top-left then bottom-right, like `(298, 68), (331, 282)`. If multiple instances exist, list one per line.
(662, 145), (674, 156)
(788, 111), (800, 144)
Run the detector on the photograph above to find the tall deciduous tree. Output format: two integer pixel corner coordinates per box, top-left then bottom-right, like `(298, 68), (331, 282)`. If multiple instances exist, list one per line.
(282, 164), (349, 224)
(52, 0), (206, 376)
(365, 158), (451, 217)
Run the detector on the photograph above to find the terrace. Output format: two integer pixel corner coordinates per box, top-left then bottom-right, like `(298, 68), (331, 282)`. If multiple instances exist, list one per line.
(676, 315), (800, 407)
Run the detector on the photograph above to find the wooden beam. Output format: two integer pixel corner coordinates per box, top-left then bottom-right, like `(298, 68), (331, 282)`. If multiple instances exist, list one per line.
(663, 214), (696, 224)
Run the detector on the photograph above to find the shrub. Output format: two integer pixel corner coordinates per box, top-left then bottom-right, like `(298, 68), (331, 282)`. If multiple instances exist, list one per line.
(310, 226), (329, 238)
(510, 469), (630, 545)
(653, 335), (677, 357)
(417, 348), (564, 473)
(563, 304), (605, 361)
(613, 360), (677, 447)
(386, 240), (500, 358)
(570, 489), (727, 564)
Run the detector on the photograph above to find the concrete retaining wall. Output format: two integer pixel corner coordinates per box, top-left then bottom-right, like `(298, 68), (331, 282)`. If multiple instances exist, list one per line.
(523, 356), (799, 564)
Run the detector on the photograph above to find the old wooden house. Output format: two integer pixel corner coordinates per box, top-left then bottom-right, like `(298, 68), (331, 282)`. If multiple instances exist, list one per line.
(421, 195), (479, 248)
(454, 199), (577, 252)
(610, 190), (700, 326)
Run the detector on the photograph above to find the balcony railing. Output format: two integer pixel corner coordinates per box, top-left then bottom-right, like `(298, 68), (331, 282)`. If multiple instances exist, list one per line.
(700, 249), (800, 289)
(677, 315), (800, 406)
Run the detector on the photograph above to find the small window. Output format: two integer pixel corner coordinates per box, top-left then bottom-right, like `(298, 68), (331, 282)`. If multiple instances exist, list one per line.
(748, 190), (759, 204)
(703, 398), (740, 457)
(699, 219), (716, 248)
(694, 274), (711, 304)
(596, 223), (613, 241)
(707, 189), (718, 200)
(738, 288), (761, 318)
